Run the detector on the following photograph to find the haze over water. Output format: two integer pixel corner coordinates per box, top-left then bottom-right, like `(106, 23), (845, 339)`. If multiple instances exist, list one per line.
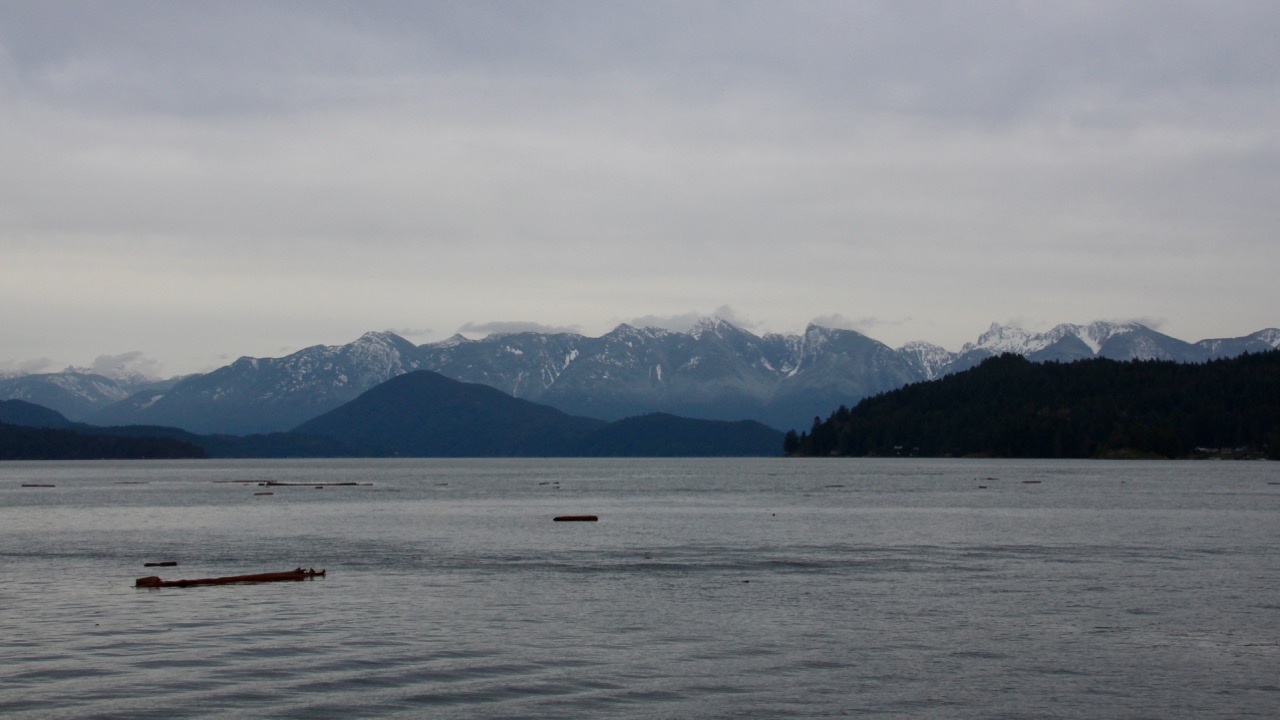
(1, 458), (1277, 718)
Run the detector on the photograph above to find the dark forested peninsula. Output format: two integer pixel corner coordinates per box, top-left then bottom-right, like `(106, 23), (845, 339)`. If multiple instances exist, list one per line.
(0, 399), (355, 460)
(0, 422), (207, 460)
(786, 351), (1280, 459)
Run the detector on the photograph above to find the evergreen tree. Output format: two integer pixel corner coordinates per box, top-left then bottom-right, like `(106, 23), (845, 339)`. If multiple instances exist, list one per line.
(783, 429), (800, 455)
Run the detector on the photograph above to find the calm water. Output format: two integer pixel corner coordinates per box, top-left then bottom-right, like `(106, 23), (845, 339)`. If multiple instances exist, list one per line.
(1, 458), (1277, 719)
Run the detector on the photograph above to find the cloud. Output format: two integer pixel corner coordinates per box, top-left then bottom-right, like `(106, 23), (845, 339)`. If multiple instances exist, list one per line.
(458, 321), (584, 337)
(0, 4), (1277, 374)
(87, 351), (163, 379)
(809, 314), (912, 337)
(626, 313), (704, 333)
(385, 327), (433, 338)
(0, 357), (54, 376)
(996, 315), (1169, 334)
(627, 306), (761, 333)
(1111, 316), (1168, 332)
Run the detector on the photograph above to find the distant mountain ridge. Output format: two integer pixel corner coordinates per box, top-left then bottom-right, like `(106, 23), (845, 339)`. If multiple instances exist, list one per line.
(2, 380), (783, 458)
(0, 399), (357, 459)
(2, 319), (1276, 434)
(958, 321), (1278, 363)
(0, 422), (207, 461)
(292, 370), (783, 457)
(0, 371), (176, 422)
(90, 332), (428, 434)
(294, 370), (607, 457)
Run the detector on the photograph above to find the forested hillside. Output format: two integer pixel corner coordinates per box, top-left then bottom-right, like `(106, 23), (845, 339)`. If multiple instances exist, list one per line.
(0, 422), (206, 460)
(787, 351), (1280, 459)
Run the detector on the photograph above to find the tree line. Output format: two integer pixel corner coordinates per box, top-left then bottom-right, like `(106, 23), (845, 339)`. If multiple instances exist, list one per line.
(785, 351), (1280, 459)
(0, 422), (207, 460)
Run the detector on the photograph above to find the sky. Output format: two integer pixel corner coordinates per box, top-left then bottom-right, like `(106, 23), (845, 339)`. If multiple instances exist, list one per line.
(2, 1), (1278, 378)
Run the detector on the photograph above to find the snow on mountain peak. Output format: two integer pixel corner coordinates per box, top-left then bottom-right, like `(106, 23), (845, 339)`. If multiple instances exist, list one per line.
(894, 341), (953, 380)
(354, 331), (402, 348)
(63, 365), (154, 385)
(431, 334), (472, 349)
(797, 324), (835, 359)
(1076, 321), (1138, 353)
(964, 321), (1142, 356)
(610, 323), (674, 341)
(900, 340), (945, 352)
(964, 323), (1045, 354)
(607, 323), (643, 341)
(689, 316), (736, 339)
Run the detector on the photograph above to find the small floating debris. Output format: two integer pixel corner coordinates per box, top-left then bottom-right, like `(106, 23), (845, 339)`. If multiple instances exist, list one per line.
(825, 484), (845, 488)
(553, 515), (599, 522)
(978, 485), (988, 489)
(255, 481), (372, 487)
(21, 483), (55, 488)
(254, 492), (274, 496)
(144, 561), (178, 567)
(1022, 480), (1042, 484)
(136, 568), (326, 588)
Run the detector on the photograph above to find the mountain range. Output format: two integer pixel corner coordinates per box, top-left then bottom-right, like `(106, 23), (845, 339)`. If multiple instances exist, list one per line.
(3, 319), (1277, 435)
(1, 367), (785, 458)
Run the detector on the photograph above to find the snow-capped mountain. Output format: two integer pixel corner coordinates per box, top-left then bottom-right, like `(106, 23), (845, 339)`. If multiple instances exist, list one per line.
(957, 321), (1208, 364)
(418, 320), (787, 423)
(1195, 329), (1280, 359)
(91, 332), (426, 434)
(0, 371), (176, 422)
(6, 319), (1276, 434)
(897, 341), (956, 381)
(963, 321), (1138, 356)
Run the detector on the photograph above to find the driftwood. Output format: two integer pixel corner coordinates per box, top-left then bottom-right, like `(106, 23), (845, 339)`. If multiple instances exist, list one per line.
(258, 481), (371, 487)
(553, 515), (599, 522)
(136, 568), (325, 588)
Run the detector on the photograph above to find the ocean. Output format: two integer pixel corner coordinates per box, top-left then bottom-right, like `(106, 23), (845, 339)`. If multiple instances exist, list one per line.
(1, 458), (1277, 719)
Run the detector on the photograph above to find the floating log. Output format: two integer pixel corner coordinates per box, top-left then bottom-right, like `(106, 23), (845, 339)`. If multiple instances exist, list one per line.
(254, 492), (274, 496)
(553, 515), (598, 522)
(258, 481), (371, 487)
(21, 483), (55, 488)
(135, 568), (326, 588)
(144, 561), (178, 567)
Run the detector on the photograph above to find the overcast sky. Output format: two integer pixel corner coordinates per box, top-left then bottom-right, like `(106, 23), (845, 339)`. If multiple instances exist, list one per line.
(2, 1), (1277, 377)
